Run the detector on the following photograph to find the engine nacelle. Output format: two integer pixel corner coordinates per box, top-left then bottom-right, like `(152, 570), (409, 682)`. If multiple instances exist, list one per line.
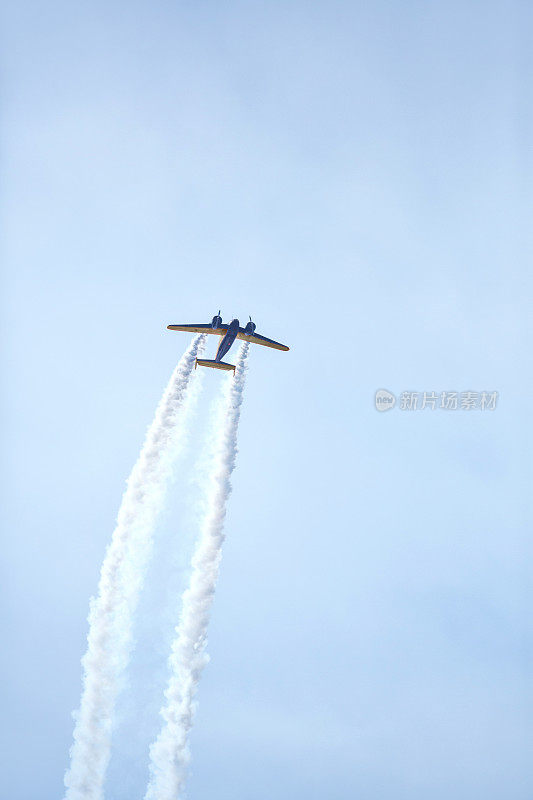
(244, 318), (256, 335)
(211, 310), (222, 329)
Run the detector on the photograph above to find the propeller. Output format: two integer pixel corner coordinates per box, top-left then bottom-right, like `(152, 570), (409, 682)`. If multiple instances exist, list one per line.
(244, 316), (256, 335)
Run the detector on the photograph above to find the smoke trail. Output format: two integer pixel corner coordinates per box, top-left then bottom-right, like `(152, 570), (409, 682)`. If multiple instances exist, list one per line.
(64, 335), (206, 800)
(145, 342), (250, 800)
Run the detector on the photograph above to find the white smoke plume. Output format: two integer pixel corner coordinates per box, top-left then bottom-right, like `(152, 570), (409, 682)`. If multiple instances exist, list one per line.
(64, 334), (206, 800)
(145, 342), (250, 800)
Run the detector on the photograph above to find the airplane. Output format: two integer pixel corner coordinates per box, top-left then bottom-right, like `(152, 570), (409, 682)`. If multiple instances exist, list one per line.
(167, 311), (289, 373)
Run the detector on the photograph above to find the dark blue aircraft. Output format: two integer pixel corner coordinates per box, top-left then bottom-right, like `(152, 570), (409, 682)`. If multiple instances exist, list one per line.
(167, 312), (289, 373)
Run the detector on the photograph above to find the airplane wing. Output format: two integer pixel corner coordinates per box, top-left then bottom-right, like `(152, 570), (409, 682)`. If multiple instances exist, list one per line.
(236, 330), (289, 351)
(167, 324), (228, 335)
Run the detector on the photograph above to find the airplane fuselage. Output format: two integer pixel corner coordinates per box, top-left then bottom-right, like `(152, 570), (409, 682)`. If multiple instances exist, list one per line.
(216, 318), (240, 361)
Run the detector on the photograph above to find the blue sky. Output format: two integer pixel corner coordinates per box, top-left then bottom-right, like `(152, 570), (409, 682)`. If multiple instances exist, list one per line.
(2, 1), (532, 798)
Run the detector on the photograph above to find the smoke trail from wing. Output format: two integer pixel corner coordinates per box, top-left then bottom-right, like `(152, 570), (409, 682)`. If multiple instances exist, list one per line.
(64, 335), (206, 800)
(145, 342), (250, 800)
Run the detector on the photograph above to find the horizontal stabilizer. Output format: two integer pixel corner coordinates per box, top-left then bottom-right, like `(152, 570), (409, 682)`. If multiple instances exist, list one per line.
(195, 358), (236, 373)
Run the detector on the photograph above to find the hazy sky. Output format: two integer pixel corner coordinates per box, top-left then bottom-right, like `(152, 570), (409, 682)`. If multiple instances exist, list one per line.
(2, 2), (532, 798)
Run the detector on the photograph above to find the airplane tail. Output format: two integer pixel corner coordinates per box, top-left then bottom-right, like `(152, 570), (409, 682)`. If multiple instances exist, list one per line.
(195, 358), (236, 374)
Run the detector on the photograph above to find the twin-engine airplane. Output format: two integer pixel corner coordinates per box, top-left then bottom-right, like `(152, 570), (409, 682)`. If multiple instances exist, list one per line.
(167, 311), (289, 373)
